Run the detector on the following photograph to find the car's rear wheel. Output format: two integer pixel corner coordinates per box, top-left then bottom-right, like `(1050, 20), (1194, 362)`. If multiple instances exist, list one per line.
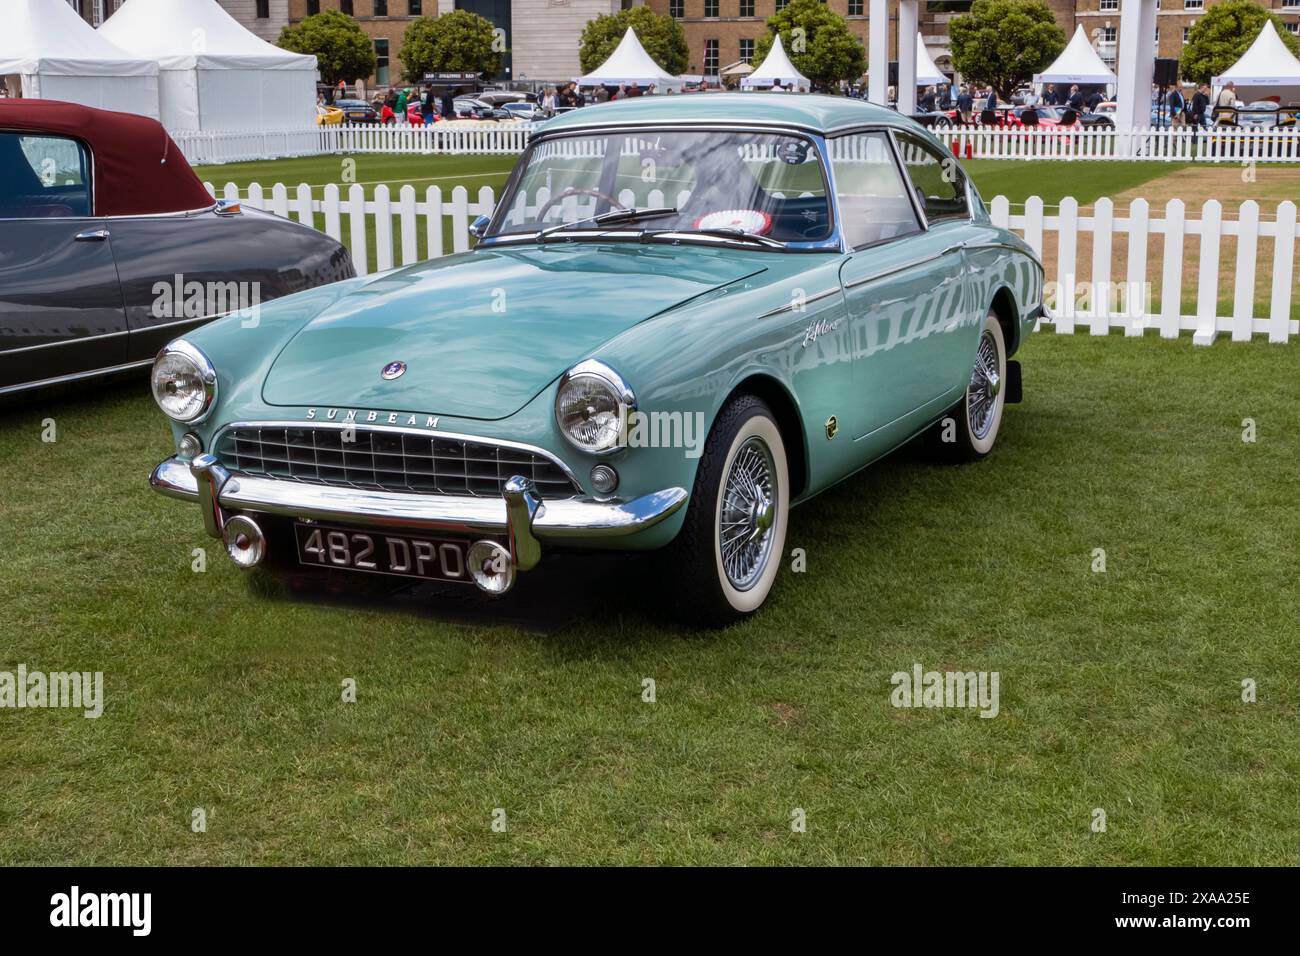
(933, 310), (1008, 461)
(668, 395), (789, 626)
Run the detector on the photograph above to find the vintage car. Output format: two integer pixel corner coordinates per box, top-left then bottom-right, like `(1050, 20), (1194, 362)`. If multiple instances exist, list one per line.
(148, 95), (1043, 624)
(0, 101), (354, 395)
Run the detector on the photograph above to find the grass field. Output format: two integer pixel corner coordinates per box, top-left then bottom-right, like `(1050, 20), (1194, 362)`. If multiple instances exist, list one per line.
(2, 333), (1297, 865)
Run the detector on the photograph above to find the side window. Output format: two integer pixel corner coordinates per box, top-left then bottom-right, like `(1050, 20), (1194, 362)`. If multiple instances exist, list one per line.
(827, 131), (921, 249)
(895, 132), (968, 224)
(0, 133), (91, 219)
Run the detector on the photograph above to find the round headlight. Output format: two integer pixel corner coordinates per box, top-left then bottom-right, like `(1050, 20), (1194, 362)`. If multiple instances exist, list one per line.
(152, 340), (217, 423)
(555, 360), (635, 453)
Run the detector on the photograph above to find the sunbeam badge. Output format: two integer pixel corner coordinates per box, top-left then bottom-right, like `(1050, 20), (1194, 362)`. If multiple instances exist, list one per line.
(381, 361), (407, 380)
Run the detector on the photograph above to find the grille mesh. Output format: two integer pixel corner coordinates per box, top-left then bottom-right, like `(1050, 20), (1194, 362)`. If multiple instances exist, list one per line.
(213, 426), (579, 498)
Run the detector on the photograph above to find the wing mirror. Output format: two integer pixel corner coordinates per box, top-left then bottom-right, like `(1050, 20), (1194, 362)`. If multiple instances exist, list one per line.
(469, 214), (491, 240)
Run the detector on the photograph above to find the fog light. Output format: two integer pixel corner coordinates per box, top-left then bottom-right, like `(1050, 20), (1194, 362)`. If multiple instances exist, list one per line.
(222, 515), (266, 569)
(467, 540), (514, 595)
(590, 464), (619, 495)
(179, 432), (203, 459)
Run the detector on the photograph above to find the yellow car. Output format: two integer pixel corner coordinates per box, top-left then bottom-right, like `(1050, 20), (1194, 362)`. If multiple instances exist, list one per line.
(315, 105), (344, 127)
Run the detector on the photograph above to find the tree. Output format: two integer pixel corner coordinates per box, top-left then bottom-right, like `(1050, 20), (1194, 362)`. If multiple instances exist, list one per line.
(752, 0), (865, 90)
(278, 9), (376, 87)
(948, 0), (1065, 101)
(398, 11), (503, 83)
(1181, 0), (1300, 85)
(578, 7), (688, 77)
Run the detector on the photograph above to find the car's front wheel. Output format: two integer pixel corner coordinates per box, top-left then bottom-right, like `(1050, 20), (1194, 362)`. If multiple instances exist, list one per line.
(933, 310), (1008, 460)
(668, 395), (789, 626)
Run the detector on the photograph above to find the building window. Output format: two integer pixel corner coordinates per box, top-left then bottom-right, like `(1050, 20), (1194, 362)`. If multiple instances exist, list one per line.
(374, 0), (389, 15)
(705, 0), (718, 16)
(1183, 0), (1202, 9)
(740, 0), (754, 14)
(1282, 0), (1300, 8)
(409, 0), (422, 13)
(739, 38), (754, 62)
(1287, 22), (1300, 34)
(1099, 0), (1117, 9)
(341, 0), (354, 13)
(1183, 25), (1193, 44)
(704, 39), (719, 76)
(375, 38), (389, 85)
(670, 0), (683, 16)
(1154, 25), (1160, 50)
(776, 0), (789, 9)
(256, 0), (269, 17)
(1101, 26), (1116, 44)
(306, 0), (320, 14)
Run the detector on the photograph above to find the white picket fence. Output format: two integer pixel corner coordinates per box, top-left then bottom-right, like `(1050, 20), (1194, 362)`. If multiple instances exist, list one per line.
(175, 123), (1300, 166)
(205, 180), (1300, 345)
(936, 125), (1300, 162)
(174, 123), (533, 165)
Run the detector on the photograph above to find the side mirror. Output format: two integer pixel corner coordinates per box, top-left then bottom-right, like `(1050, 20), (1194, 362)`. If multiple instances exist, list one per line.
(469, 214), (491, 240)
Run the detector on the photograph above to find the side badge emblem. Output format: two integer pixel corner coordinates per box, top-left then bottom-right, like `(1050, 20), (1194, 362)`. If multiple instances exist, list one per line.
(825, 416), (838, 440)
(381, 361), (406, 380)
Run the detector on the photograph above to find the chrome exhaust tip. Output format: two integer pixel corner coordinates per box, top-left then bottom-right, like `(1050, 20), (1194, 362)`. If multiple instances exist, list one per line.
(222, 514), (266, 569)
(467, 539), (515, 595)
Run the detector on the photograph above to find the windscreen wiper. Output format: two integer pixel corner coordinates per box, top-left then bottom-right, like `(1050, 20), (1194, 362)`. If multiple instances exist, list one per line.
(651, 226), (785, 249)
(535, 206), (678, 242)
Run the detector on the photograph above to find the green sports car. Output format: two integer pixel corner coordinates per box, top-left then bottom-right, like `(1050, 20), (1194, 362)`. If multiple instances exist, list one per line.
(149, 94), (1044, 624)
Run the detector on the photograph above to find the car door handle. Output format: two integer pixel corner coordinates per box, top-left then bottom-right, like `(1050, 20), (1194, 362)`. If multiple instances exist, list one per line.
(74, 228), (110, 242)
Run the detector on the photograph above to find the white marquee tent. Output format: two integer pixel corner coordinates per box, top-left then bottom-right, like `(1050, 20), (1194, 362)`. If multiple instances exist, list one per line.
(576, 29), (683, 91)
(914, 33), (946, 87)
(0, 0), (158, 117)
(100, 0), (317, 132)
(1212, 20), (1300, 104)
(741, 35), (810, 91)
(1033, 25), (1117, 86)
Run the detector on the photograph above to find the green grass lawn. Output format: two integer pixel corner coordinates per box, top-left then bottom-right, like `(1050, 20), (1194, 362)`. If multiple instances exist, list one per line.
(2, 333), (1296, 865)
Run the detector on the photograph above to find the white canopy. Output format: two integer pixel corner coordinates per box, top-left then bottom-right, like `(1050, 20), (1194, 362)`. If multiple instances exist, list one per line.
(0, 0), (158, 117)
(575, 28), (683, 91)
(100, 0), (317, 131)
(1033, 25), (1117, 85)
(741, 35), (810, 90)
(914, 34), (946, 87)
(1212, 20), (1300, 102)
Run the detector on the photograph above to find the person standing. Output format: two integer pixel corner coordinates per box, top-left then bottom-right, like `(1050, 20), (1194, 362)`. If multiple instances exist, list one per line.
(1190, 83), (1210, 127)
(441, 87), (456, 120)
(421, 85), (435, 124)
(1167, 83), (1185, 126)
(985, 87), (997, 111)
(1215, 81), (1237, 121)
(957, 84), (973, 124)
(395, 87), (408, 123)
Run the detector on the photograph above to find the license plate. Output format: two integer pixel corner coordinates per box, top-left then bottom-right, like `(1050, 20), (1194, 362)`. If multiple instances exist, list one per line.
(294, 523), (472, 584)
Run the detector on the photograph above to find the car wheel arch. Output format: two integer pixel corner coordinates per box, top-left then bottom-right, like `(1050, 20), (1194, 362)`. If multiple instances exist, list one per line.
(988, 285), (1020, 357)
(716, 373), (809, 500)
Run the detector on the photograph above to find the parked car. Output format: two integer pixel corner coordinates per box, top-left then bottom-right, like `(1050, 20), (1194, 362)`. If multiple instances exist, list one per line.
(1008, 106), (1114, 130)
(335, 99), (380, 125)
(502, 102), (548, 123)
(1209, 102), (1300, 157)
(453, 98), (513, 121)
(149, 94), (1042, 624)
(315, 104), (344, 126)
(0, 101), (354, 396)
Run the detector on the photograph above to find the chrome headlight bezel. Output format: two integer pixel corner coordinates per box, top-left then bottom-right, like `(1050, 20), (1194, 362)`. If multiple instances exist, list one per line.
(151, 339), (217, 425)
(554, 359), (636, 455)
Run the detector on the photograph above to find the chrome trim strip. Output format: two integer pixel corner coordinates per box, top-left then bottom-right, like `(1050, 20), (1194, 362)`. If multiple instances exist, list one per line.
(0, 358), (151, 396)
(842, 251), (957, 289)
(150, 457), (688, 540)
(756, 286), (842, 319)
(211, 420), (584, 492)
(2, 314), (212, 356)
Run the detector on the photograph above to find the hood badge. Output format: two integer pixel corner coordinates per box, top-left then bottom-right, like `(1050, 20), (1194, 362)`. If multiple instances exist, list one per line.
(381, 361), (407, 380)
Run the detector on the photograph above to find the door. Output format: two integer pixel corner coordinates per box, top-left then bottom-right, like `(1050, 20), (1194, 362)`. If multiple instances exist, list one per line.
(828, 130), (971, 441)
(0, 132), (128, 392)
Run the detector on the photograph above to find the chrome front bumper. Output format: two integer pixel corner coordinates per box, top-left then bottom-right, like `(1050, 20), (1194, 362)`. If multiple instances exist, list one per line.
(150, 455), (688, 573)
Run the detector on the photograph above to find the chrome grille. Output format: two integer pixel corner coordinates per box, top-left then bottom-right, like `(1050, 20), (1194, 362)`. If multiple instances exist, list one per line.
(213, 425), (580, 498)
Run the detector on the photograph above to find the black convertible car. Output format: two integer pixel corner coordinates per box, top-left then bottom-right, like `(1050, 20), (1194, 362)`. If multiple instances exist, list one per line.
(0, 100), (354, 396)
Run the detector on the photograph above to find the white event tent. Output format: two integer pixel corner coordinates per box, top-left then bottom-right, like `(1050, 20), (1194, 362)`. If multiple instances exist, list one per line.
(741, 35), (810, 91)
(1033, 25), (1117, 87)
(99, 0), (317, 132)
(0, 0), (158, 117)
(576, 29), (683, 91)
(1212, 20), (1300, 104)
(914, 33), (946, 87)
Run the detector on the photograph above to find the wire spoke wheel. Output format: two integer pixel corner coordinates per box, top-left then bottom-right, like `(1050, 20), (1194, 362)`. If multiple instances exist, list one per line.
(717, 436), (777, 591)
(967, 328), (1002, 441)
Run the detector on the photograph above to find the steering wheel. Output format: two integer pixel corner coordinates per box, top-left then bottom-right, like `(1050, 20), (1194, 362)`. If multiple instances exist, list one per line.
(535, 187), (629, 224)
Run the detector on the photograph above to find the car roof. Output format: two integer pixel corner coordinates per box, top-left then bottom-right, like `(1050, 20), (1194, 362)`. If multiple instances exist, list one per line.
(541, 92), (907, 135)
